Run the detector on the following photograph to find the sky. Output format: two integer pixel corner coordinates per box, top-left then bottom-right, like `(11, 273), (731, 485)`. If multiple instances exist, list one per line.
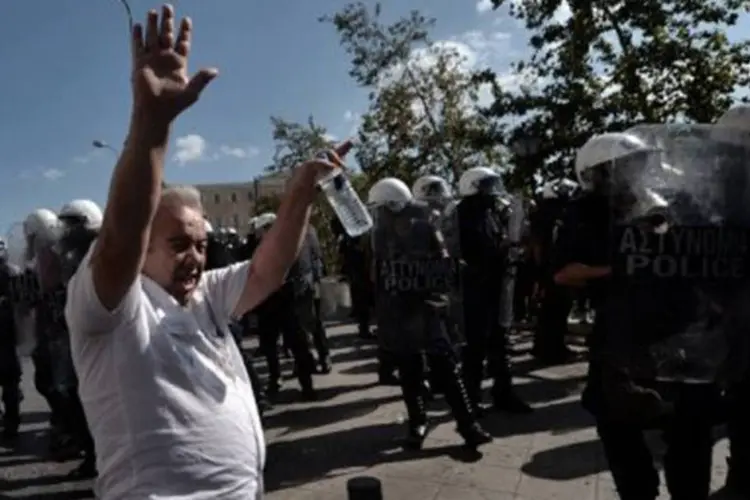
(1, 0), (749, 235)
(0, 0), (531, 234)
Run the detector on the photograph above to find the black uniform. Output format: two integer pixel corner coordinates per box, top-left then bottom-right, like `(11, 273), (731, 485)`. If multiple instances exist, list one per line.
(257, 234), (318, 400)
(554, 192), (719, 500)
(371, 202), (492, 449)
(458, 194), (530, 414)
(530, 197), (574, 361)
(0, 262), (21, 439)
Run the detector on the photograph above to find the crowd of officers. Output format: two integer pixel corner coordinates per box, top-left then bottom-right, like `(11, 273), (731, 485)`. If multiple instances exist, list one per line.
(0, 122), (749, 499)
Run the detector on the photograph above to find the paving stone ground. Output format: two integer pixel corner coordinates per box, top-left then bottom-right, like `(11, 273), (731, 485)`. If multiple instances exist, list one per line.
(0, 323), (736, 499)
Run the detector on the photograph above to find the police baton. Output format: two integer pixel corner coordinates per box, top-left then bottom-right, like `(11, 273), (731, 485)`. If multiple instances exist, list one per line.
(346, 476), (383, 500)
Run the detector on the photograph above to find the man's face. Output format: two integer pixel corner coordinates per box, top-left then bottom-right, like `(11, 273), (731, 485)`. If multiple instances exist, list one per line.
(144, 204), (207, 305)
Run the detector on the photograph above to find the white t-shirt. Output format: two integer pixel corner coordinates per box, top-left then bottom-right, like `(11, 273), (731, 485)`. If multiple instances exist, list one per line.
(65, 249), (265, 500)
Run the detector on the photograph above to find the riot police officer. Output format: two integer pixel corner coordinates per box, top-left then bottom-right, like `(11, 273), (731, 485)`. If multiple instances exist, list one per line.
(555, 131), (726, 500)
(457, 167), (531, 415)
(531, 180), (578, 362)
(369, 177), (492, 450)
(55, 198), (103, 478)
(0, 240), (21, 440)
(254, 213), (318, 401)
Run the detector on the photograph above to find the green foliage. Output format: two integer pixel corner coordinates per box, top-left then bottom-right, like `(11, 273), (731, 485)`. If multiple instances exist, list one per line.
(479, 0), (750, 187)
(266, 116), (335, 173)
(322, 2), (505, 189)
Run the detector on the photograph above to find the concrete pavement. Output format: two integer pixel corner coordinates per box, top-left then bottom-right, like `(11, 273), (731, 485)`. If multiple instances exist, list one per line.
(0, 323), (735, 499)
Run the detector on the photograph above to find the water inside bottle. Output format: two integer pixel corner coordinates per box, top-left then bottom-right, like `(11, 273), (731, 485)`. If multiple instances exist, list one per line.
(319, 171), (373, 237)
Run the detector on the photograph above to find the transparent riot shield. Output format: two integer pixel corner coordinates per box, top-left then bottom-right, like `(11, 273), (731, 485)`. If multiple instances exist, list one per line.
(498, 193), (526, 331)
(371, 202), (463, 354)
(606, 124), (750, 384)
(4, 222), (35, 355)
(5, 222), (27, 271)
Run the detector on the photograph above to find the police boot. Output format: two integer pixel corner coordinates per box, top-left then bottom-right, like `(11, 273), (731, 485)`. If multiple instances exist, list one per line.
(442, 367), (492, 448)
(402, 388), (428, 450)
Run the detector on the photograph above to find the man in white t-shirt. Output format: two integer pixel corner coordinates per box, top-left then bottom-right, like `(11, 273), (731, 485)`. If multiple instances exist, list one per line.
(64, 5), (350, 499)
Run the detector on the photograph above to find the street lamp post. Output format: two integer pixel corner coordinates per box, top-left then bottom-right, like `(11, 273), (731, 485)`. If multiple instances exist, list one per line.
(93, 139), (166, 188)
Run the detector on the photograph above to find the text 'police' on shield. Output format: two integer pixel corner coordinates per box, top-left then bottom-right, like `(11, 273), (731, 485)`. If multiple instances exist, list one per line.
(616, 225), (750, 279)
(376, 258), (460, 293)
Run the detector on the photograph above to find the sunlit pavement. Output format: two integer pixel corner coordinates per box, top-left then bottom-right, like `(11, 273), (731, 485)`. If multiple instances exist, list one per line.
(0, 323), (733, 499)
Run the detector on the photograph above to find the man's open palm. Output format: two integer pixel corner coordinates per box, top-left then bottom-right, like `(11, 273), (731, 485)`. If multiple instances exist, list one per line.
(131, 4), (217, 123)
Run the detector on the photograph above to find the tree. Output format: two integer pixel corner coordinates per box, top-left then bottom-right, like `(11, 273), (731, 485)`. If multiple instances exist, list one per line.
(479, 0), (750, 188)
(322, 3), (505, 189)
(266, 116), (335, 173)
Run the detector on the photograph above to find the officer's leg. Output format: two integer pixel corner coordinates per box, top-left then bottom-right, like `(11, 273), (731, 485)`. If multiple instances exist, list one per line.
(258, 313), (282, 399)
(64, 387), (97, 479)
(428, 340), (492, 448)
(32, 348), (57, 417)
(282, 293), (317, 399)
(311, 295), (332, 374)
(534, 283), (573, 362)
(596, 419), (660, 500)
(662, 385), (716, 500)
(351, 277), (373, 339)
(377, 348), (400, 386)
(397, 352), (428, 449)
(488, 322), (532, 414)
(1, 350), (22, 439)
(461, 293), (489, 412)
(1, 383), (21, 439)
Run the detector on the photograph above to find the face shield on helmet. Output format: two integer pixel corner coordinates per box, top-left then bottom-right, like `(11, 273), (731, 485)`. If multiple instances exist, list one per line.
(458, 167), (511, 210)
(22, 209), (65, 288)
(412, 175), (451, 209)
(539, 178), (580, 200)
(58, 199), (103, 231)
(367, 177), (413, 212)
(576, 132), (674, 221)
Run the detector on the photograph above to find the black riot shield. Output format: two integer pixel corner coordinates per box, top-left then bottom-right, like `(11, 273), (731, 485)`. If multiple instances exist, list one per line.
(371, 202), (462, 355)
(606, 124), (750, 384)
(498, 194), (526, 331)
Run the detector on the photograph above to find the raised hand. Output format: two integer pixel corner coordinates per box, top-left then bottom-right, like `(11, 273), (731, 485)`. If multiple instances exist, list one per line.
(130, 4), (217, 125)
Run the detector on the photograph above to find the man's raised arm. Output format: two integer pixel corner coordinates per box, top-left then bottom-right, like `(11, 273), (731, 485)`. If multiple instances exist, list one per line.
(89, 4), (216, 310)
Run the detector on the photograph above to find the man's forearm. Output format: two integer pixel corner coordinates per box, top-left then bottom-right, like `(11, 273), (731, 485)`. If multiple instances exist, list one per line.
(250, 171), (317, 289)
(100, 118), (168, 250)
(92, 116), (169, 309)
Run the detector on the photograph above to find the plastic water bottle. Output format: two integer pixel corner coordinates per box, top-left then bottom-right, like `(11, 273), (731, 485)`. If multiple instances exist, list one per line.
(318, 170), (373, 237)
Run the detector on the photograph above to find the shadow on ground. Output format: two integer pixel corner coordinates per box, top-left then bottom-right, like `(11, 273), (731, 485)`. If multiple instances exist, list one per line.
(264, 422), (482, 492)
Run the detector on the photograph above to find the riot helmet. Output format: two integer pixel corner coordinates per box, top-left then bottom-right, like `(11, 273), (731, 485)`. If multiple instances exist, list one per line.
(458, 167), (506, 198)
(575, 132), (672, 221)
(23, 209), (64, 288)
(538, 178), (579, 200)
(23, 209), (63, 259)
(204, 219), (214, 234)
(255, 212), (277, 236)
(412, 175), (451, 207)
(367, 177), (413, 212)
(59, 199), (103, 231)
